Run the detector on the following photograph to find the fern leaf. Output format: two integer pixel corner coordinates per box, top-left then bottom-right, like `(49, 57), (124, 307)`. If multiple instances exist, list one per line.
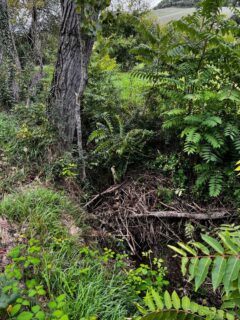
(209, 173), (223, 197)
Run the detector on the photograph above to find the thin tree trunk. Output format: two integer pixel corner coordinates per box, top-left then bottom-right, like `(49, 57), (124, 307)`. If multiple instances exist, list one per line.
(0, 0), (21, 106)
(27, 0), (44, 106)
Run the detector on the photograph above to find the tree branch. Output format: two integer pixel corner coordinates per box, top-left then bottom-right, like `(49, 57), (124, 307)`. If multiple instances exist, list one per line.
(129, 210), (229, 220)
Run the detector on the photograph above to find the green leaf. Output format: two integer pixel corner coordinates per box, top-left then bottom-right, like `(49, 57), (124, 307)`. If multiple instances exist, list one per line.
(223, 256), (240, 295)
(181, 257), (188, 276)
(164, 291), (172, 309)
(35, 311), (45, 320)
(10, 304), (21, 316)
(178, 243), (197, 256)
(212, 256), (226, 291)
(56, 294), (66, 303)
(189, 302), (199, 313)
(151, 288), (163, 310)
(201, 234), (224, 254)
(189, 257), (199, 281)
(182, 296), (191, 311)
(144, 291), (155, 312)
(192, 242), (210, 255)
(172, 291), (181, 310)
(168, 245), (187, 257)
(195, 257), (212, 291)
(31, 305), (41, 314)
(53, 310), (64, 317)
(48, 301), (57, 309)
(219, 234), (239, 254)
(17, 312), (33, 320)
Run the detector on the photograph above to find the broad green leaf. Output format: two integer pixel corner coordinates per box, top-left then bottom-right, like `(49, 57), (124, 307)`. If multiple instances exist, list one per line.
(10, 304), (21, 316)
(189, 302), (199, 313)
(172, 291), (181, 310)
(164, 291), (172, 309)
(192, 242), (210, 255)
(219, 234), (239, 254)
(212, 256), (226, 291)
(178, 243), (197, 256)
(195, 257), (212, 291)
(201, 234), (224, 254)
(182, 296), (191, 311)
(31, 305), (41, 314)
(35, 311), (45, 320)
(56, 294), (66, 303)
(223, 256), (240, 294)
(181, 257), (188, 276)
(189, 257), (199, 281)
(17, 312), (33, 320)
(168, 245), (187, 257)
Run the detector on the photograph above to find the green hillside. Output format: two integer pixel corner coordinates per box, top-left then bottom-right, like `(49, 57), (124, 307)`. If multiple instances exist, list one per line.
(155, 0), (199, 8)
(154, 0), (238, 9)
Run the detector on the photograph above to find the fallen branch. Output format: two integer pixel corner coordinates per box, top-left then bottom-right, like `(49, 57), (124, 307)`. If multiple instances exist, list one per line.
(129, 210), (229, 220)
(84, 182), (125, 208)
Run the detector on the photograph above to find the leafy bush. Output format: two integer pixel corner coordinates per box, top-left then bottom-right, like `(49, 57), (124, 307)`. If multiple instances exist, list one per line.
(133, 0), (240, 198)
(0, 239), (69, 320)
(132, 224), (240, 319)
(126, 252), (169, 295)
(170, 225), (240, 313)
(88, 113), (153, 181)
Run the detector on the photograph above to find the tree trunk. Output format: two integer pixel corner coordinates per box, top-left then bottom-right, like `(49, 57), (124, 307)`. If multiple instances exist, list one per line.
(47, 0), (95, 152)
(27, 0), (44, 106)
(0, 0), (21, 106)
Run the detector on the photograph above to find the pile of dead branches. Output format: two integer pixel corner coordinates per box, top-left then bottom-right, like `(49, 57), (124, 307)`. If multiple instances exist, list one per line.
(85, 173), (233, 254)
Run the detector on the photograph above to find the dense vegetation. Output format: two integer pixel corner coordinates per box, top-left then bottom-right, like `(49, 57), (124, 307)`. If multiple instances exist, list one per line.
(0, 0), (240, 319)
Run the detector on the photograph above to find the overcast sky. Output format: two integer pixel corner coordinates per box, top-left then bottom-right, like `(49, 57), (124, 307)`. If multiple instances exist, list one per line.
(149, 0), (161, 7)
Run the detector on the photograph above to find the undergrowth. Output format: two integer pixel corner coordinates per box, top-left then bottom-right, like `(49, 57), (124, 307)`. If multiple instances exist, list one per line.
(0, 187), (83, 243)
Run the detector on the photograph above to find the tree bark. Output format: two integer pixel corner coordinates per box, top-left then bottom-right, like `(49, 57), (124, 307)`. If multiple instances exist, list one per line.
(47, 0), (95, 154)
(27, 0), (44, 106)
(0, 0), (21, 106)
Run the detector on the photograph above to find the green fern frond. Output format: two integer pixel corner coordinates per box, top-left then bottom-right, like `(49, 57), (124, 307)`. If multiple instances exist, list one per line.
(209, 172), (223, 197)
(204, 133), (223, 149)
(200, 145), (219, 163)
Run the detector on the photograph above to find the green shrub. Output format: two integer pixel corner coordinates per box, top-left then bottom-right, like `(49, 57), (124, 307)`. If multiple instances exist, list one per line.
(0, 239), (69, 320)
(133, 0), (240, 199)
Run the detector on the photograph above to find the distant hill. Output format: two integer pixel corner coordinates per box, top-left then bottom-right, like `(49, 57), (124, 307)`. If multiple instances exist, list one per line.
(154, 0), (200, 9)
(154, 0), (238, 9)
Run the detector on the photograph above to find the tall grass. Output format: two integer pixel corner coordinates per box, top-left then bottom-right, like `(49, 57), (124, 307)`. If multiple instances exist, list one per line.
(41, 244), (135, 320)
(0, 187), (84, 242)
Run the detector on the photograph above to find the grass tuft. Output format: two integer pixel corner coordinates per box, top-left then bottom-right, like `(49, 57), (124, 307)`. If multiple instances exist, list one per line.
(0, 187), (84, 242)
